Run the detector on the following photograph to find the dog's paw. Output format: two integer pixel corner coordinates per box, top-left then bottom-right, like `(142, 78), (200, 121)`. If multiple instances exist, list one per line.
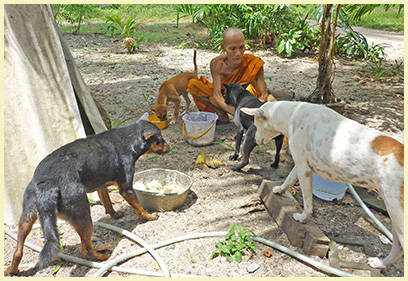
(4, 266), (18, 276)
(293, 212), (308, 223)
(270, 161), (279, 169)
(367, 257), (386, 269)
(231, 165), (242, 172)
(229, 154), (239, 161)
(141, 212), (159, 221)
(94, 252), (111, 262)
(272, 185), (285, 194)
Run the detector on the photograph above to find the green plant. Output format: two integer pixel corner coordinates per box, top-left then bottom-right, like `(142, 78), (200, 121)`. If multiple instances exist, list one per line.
(253, 145), (264, 153)
(362, 59), (403, 80)
(105, 14), (144, 53)
(276, 12), (319, 57)
(213, 141), (234, 151)
(210, 224), (257, 263)
(111, 97), (121, 104)
(106, 14), (142, 37)
(51, 234), (65, 274)
(334, 29), (385, 61)
(181, 4), (318, 55)
(174, 4), (207, 26)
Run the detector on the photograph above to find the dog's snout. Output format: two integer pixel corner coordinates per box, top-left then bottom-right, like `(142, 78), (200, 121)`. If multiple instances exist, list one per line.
(160, 142), (171, 154)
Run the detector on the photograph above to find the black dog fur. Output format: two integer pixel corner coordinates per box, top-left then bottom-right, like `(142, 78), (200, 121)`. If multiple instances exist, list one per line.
(5, 120), (170, 275)
(224, 83), (283, 171)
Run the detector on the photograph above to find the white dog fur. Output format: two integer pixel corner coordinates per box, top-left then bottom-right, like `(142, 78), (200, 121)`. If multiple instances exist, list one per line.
(241, 101), (404, 269)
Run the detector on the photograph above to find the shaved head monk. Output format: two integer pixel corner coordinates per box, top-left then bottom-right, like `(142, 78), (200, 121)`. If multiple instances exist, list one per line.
(187, 27), (276, 123)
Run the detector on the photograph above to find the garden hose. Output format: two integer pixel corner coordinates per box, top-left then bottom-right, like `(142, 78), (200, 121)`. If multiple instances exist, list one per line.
(347, 184), (393, 241)
(5, 226), (357, 277)
(93, 221), (169, 277)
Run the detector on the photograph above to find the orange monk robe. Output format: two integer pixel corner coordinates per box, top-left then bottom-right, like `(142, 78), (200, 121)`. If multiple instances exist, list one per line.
(186, 53), (265, 112)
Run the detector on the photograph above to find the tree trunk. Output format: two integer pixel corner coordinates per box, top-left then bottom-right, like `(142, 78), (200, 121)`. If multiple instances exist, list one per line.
(73, 5), (83, 34)
(308, 4), (341, 104)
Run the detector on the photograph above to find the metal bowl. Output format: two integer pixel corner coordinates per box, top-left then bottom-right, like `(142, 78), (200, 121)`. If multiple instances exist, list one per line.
(133, 168), (192, 211)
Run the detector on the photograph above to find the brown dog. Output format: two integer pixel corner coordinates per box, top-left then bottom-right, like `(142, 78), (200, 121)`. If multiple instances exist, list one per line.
(151, 50), (197, 122)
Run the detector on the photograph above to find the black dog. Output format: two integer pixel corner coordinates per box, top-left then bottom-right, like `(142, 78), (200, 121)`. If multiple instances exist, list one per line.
(5, 120), (170, 275)
(224, 83), (283, 171)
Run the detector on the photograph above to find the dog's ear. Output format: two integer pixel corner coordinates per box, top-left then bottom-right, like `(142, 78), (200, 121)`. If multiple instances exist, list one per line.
(240, 82), (250, 90)
(241, 107), (265, 118)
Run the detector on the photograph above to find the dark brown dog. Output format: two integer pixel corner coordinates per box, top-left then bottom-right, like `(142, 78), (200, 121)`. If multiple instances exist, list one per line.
(5, 120), (170, 275)
(151, 50), (197, 122)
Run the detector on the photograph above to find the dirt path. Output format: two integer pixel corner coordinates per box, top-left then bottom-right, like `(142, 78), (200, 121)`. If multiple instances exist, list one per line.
(3, 27), (404, 277)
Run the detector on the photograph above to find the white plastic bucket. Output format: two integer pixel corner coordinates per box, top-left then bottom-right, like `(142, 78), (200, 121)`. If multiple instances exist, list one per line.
(312, 172), (347, 201)
(182, 112), (218, 146)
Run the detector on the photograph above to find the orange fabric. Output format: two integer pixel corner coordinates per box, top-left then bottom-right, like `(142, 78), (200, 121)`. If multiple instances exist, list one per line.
(187, 53), (264, 112)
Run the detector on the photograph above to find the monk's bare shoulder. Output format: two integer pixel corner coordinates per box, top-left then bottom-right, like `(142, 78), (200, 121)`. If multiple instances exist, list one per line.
(211, 54), (229, 77)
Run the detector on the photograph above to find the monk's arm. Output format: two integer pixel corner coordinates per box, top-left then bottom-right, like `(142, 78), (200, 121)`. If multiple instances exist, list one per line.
(252, 67), (268, 102)
(210, 58), (235, 115)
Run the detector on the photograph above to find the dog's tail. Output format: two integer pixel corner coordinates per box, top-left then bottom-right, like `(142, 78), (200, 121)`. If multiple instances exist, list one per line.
(36, 182), (60, 269)
(193, 50), (197, 76)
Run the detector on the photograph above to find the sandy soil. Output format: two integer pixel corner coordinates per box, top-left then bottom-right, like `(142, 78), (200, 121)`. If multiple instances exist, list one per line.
(3, 26), (404, 277)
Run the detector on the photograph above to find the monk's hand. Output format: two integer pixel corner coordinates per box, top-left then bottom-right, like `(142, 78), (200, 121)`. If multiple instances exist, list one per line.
(258, 94), (268, 103)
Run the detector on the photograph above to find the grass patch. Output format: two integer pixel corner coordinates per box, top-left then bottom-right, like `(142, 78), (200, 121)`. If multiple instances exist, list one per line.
(118, 4), (177, 22)
(59, 22), (107, 34)
(354, 8), (404, 31)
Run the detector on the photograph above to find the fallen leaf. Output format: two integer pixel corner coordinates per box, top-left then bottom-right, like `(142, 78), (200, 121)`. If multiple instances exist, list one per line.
(207, 157), (223, 168)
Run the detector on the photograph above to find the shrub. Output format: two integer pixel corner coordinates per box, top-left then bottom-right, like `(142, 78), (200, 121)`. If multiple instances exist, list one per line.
(105, 14), (144, 53)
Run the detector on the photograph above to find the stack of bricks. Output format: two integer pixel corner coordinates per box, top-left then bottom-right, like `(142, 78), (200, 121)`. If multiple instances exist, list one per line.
(258, 179), (330, 257)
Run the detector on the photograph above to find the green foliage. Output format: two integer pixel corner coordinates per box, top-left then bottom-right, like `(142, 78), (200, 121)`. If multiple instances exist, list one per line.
(344, 4), (403, 23)
(176, 4), (319, 57)
(105, 14), (143, 38)
(362, 59), (404, 80)
(88, 198), (98, 205)
(105, 13), (144, 53)
(334, 28), (385, 61)
(51, 233), (65, 275)
(210, 224), (257, 263)
(174, 4), (207, 24)
(350, 6), (403, 31)
(52, 4), (103, 34)
(213, 141), (235, 151)
(276, 13), (319, 57)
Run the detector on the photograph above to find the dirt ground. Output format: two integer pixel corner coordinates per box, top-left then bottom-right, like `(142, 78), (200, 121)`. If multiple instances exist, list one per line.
(3, 24), (404, 277)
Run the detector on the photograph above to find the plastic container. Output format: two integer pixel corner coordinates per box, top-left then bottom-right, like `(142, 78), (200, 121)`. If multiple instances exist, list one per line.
(148, 113), (169, 130)
(182, 112), (218, 146)
(312, 172), (347, 201)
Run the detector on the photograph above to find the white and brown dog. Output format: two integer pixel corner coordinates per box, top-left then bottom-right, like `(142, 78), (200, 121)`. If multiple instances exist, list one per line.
(242, 101), (404, 268)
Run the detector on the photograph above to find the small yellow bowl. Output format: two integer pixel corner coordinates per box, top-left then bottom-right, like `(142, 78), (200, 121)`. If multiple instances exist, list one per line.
(148, 114), (169, 130)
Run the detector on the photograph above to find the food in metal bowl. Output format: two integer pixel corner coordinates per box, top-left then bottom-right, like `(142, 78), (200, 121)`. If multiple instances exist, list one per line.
(133, 180), (185, 194)
(132, 168), (193, 211)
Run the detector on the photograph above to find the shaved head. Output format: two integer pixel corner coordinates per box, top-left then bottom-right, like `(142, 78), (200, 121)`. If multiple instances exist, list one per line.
(222, 27), (244, 44)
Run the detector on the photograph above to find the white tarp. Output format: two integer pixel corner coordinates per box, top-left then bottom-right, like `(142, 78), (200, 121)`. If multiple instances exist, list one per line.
(4, 4), (106, 225)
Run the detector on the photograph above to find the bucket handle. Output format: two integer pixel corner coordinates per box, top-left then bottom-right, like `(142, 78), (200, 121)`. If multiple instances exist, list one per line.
(182, 121), (216, 140)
